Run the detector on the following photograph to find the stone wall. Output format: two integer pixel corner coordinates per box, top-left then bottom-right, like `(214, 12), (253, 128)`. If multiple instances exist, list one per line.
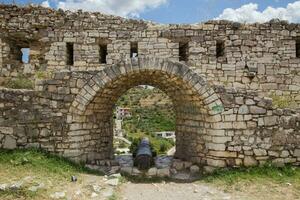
(214, 86), (300, 167)
(0, 58), (299, 169)
(0, 5), (299, 169)
(0, 5), (300, 104)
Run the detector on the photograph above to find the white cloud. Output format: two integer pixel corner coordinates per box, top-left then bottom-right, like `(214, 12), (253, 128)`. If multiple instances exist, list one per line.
(41, 0), (50, 8)
(216, 1), (300, 23)
(49, 0), (168, 17)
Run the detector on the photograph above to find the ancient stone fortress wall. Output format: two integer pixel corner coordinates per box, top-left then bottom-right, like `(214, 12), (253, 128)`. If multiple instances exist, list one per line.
(0, 5), (299, 170)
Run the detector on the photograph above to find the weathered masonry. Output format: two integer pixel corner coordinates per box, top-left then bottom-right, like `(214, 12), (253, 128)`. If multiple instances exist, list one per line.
(0, 5), (299, 169)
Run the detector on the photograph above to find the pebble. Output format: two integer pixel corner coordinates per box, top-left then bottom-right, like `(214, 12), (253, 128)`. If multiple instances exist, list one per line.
(92, 184), (102, 192)
(28, 183), (45, 192)
(105, 178), (119, 186)
(50, 191), (66, 199)
(91, 192), (98, 198)
(75, 189), (82, 196)
(10, 181), (23, 190)
(101, 187), (114, 198)
(0, 184), (7, 191)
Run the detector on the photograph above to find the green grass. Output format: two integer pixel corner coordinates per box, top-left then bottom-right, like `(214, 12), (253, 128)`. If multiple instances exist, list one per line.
(127, 131), (174, 155)
(0, 149), (104, 200)
(202, 164), (300, 187)
(34, 70), (53, 79)
(123, 106), (175, 133)
(0, 148), (102, 181)
(5, 75), (34, 89)
(270, 93), (297, 109)
(0, 187), (37, 200)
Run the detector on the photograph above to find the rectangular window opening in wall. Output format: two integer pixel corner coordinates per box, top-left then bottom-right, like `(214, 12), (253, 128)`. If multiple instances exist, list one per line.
(99, 44), (108, 64)
(130, 42), (138, 58)
(216, 40), (225, 58)
(296, 38), (300, 58)
(66, 42), (74, 65)
(179, 42), (188, 62)
(21, 48), (30, 64)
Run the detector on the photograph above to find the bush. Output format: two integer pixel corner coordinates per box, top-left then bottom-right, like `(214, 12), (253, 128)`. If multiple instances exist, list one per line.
(129, 138), (141, 157)
(6, 75), (34, 89)
(270, 93), (297, 109)
(159, 142), (168, 152)
(35, 70), (52, 79)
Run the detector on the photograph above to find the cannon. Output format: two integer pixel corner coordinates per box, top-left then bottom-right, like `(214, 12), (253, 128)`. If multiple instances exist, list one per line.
(134, 138), (153, 170)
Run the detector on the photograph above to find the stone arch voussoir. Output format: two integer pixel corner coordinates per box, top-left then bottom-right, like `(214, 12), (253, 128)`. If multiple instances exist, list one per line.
(70, 57), (224, 117)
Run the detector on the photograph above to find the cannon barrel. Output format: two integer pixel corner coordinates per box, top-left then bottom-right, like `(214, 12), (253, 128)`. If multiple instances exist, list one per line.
(134, 138), (153, 170)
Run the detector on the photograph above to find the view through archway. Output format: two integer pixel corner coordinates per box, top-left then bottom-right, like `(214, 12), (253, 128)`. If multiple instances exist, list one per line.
(113, 85), (176, 168)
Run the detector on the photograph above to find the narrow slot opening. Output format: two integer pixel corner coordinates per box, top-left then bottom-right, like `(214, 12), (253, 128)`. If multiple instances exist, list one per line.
(179, 42), (188, 62)
(66, 42), (74, 65)
(100, 44), (108, 64)
(296, 39), (300, 58)
(21, 48), (30, 64)
(216, 40), (225, 58)
(130, 42), (138, 58)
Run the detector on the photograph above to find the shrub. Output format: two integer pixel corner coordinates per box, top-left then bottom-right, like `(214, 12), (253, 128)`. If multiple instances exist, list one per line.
(6, 75), (34, 89)
(270, 93), (297, 109)
(35, 70), (52, 79)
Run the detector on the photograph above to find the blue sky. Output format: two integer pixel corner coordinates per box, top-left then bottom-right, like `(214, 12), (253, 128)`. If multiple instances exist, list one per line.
(3, 0), (300, 23)
(140, 0), (298, 23)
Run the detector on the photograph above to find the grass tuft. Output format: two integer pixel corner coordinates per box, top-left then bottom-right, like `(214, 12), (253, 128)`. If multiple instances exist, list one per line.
(202, 163), (300, 186)
(0, 148), (103, 181)
(5, 75), (34, 89)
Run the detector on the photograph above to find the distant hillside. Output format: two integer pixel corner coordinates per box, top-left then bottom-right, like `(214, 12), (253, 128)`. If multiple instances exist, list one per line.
(117, 86), (172, 108)
(116, 86), (175, 154)
(116, 85), (175, 133)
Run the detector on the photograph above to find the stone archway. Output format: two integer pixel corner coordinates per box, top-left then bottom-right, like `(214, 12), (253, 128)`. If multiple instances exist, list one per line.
(67, 57), (224, 166)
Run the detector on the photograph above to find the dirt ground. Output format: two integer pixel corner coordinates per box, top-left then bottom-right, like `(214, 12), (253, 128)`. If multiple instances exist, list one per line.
(117, 181), (300, 200)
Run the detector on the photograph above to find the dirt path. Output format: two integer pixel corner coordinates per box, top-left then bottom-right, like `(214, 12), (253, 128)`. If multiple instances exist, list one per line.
(118, 182), (232, 200)
(118, 181), (300, 200)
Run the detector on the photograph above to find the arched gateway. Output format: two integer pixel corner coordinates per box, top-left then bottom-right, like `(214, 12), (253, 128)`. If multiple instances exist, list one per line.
(0, 6), (299, 170)
(67, 57), (224, 165)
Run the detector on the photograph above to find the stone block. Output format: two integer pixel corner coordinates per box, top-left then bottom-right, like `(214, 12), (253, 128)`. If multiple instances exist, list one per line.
(0, 127), (13, 134)
(120, 167), (133, 175)
(208, 151), (237, 158)
(268, 151), (279, 157)
(253, 149), (267, 156)
(190, 165), (200, 174)
(244, 156), (258, 167)
(206, 143), (226, 151)
(3, 135), (16, 149)
(238, 105), (249, 114)
(249, 106), (267, 114)
(157, 168), (170, 177)
(264, 116), (278, 126)
(146, 167), (157, 177)
(294, 149), (300, 157)
(203, 166), (217, 174)
(183, 161), (193, 169)
(206, 158), (226, 167)
(280, 150), (290, 158)
(172, 160), (184, 170)
(212, 136), (232, 143)
(132, 167), (142, 176)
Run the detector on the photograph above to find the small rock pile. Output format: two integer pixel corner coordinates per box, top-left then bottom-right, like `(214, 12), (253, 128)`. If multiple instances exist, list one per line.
(86, 155), (201, 180)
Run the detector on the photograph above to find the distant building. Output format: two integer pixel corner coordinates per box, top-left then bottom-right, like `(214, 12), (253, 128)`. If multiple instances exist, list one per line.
(116, 107), (131, 120)
(155, 131), (175, 141)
